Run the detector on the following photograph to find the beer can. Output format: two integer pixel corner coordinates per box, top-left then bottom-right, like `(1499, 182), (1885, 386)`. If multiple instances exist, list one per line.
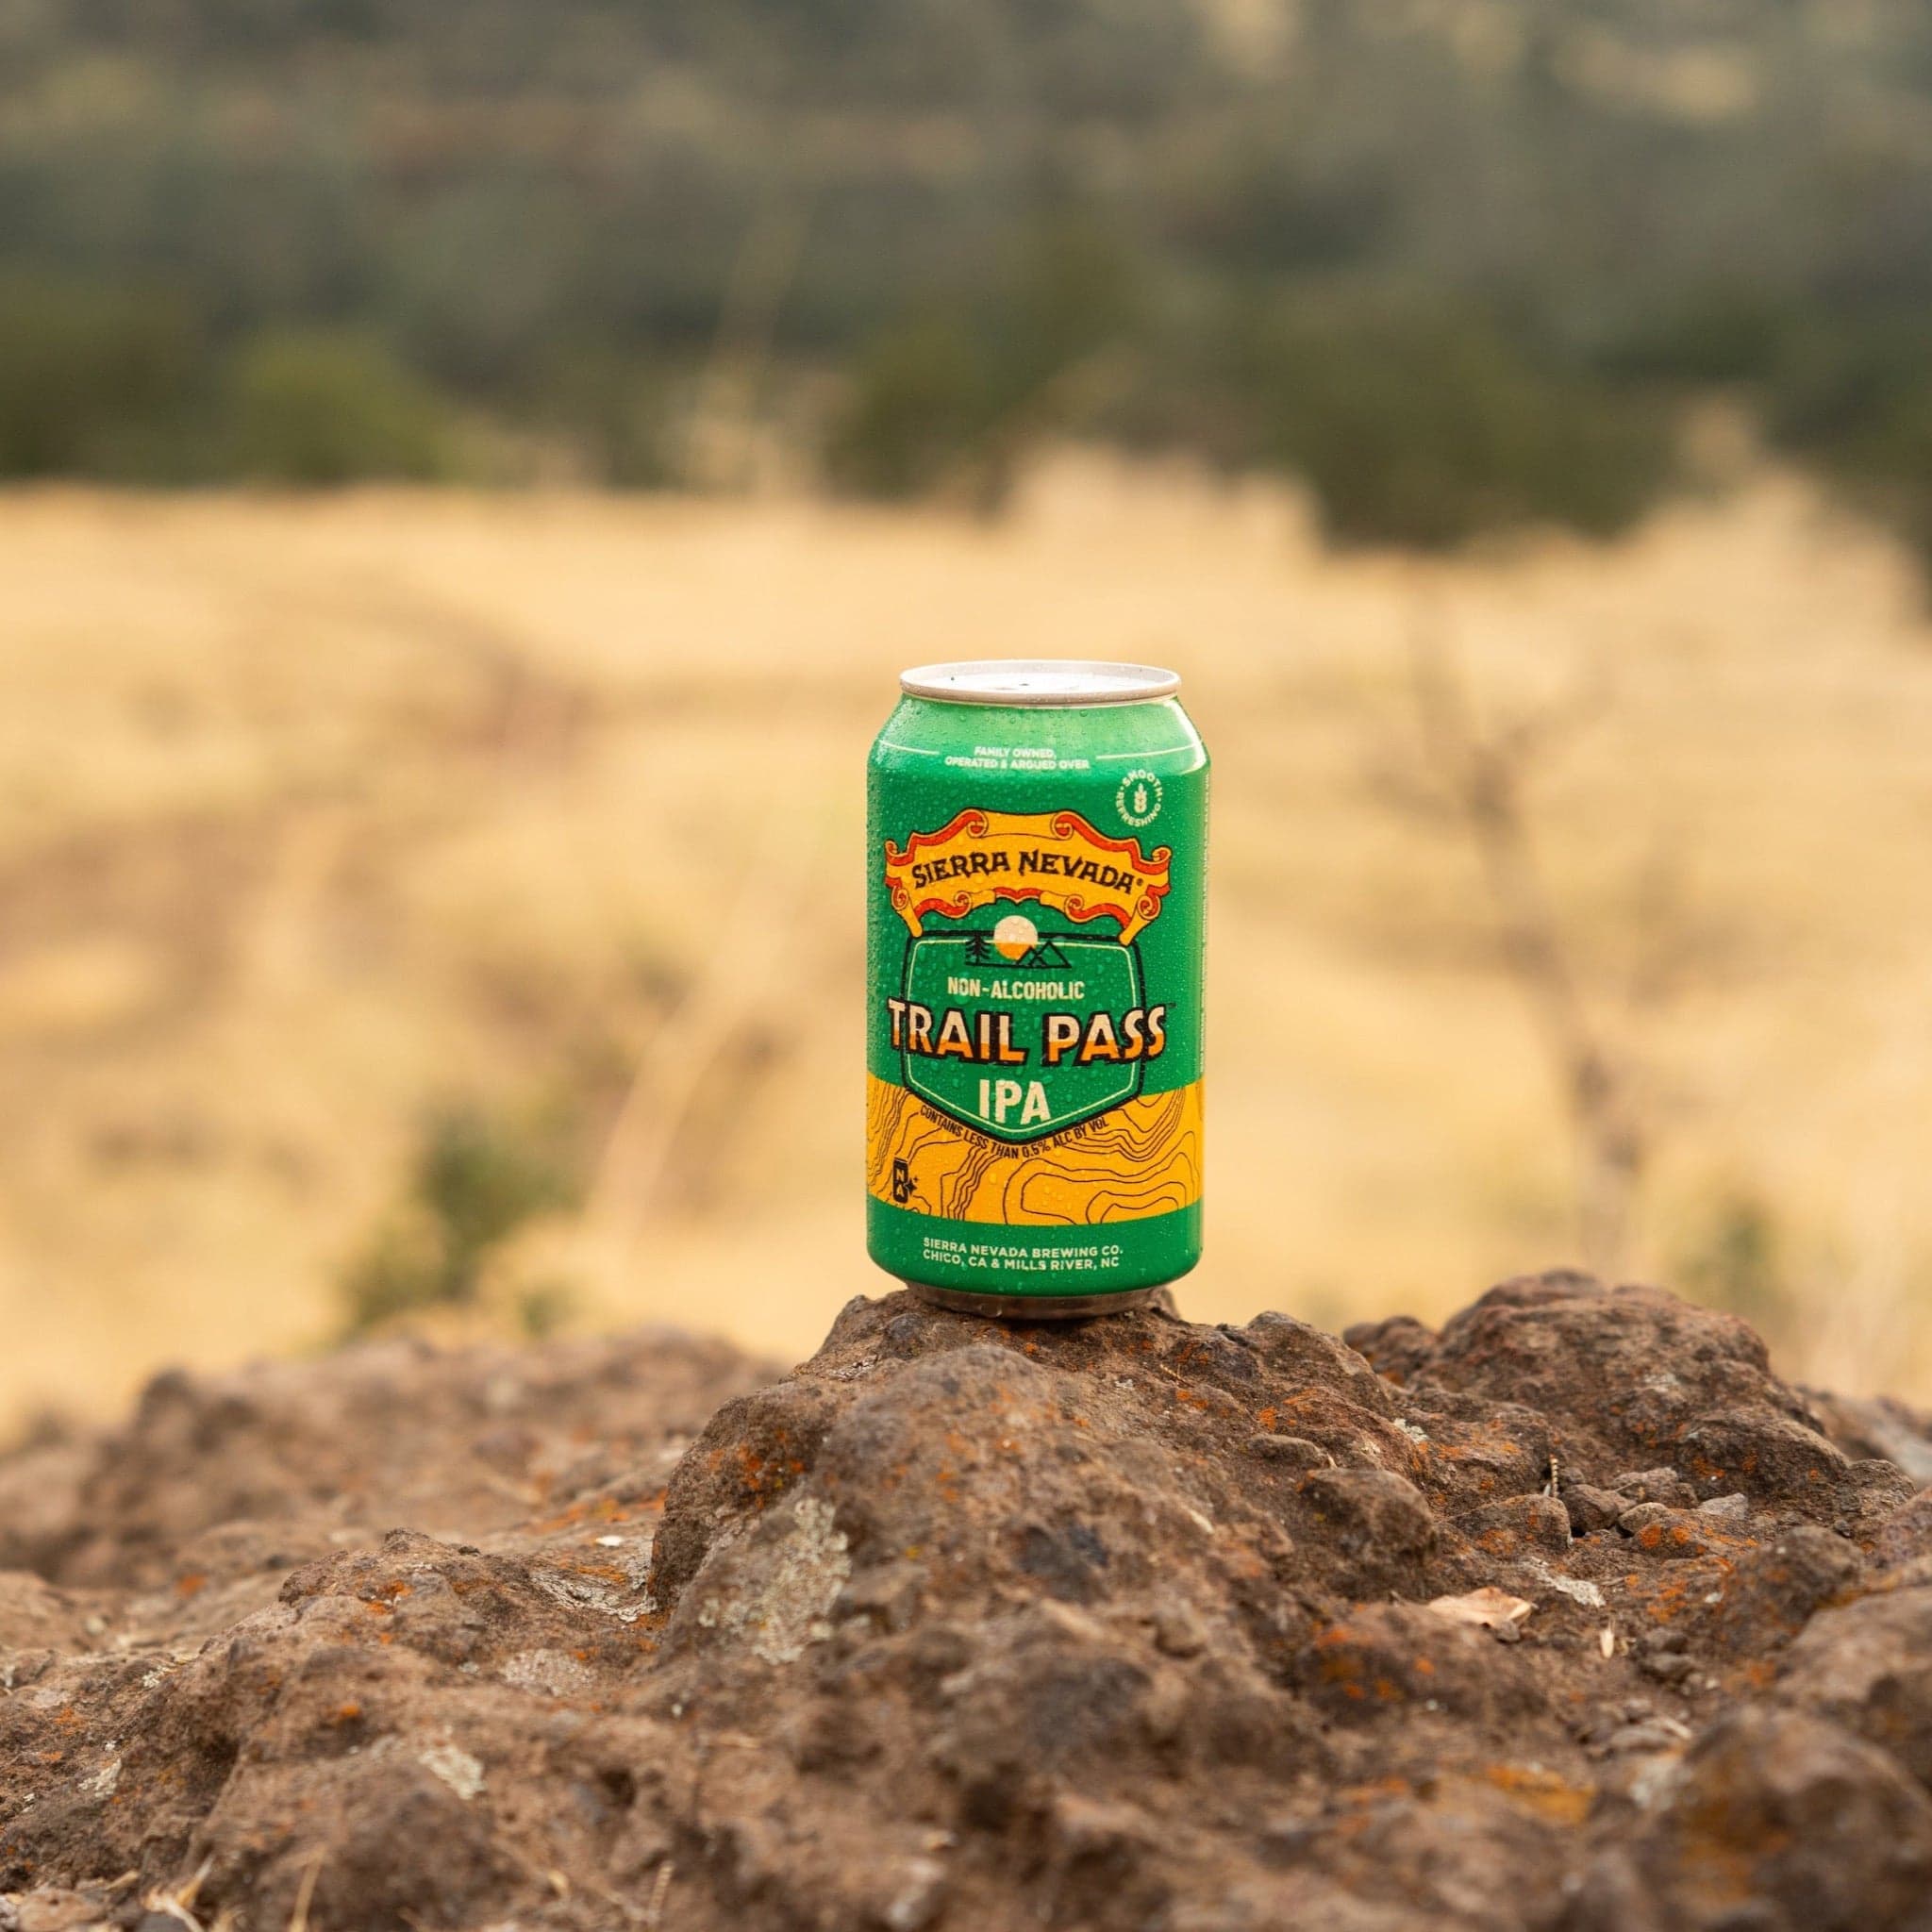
(866, 659), (1208, 1316)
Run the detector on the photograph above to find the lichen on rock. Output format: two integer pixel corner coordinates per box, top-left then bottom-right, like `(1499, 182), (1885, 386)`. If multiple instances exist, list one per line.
(686, 1493), (852, 1665)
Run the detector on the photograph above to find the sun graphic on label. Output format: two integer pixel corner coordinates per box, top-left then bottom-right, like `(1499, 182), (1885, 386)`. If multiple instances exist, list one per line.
(992, 913), (1040, 961)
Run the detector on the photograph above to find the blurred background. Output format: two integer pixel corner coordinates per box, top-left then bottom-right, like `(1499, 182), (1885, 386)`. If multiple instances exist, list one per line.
(3, 0), (1931, 1427)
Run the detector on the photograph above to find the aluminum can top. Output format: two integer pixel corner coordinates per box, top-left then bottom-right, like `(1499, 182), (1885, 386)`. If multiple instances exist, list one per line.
(898, 659), (1180, 707)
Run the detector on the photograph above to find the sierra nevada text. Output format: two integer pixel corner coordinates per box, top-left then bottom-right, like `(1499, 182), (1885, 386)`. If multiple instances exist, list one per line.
(906, 846), (1152, 894)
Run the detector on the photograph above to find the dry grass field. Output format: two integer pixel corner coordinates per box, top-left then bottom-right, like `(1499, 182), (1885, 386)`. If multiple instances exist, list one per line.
(3, 458), (1931, 1427)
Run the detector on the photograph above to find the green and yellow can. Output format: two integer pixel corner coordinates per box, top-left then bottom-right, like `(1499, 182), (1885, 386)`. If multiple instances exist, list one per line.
(866, 659), (1208, 1316)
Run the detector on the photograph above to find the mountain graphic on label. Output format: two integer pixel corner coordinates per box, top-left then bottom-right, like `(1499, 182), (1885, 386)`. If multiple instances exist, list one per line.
(962, 925), (1071, 969)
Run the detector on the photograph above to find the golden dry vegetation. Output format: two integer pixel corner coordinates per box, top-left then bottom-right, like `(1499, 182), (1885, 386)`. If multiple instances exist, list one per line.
(3, 458), (1931, 1425)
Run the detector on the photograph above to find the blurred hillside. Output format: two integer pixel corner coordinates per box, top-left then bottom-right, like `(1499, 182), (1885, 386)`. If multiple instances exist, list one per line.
(3, 466), (1931, 1426)
(5, 3), (1932, 1427)
(4, 1), (1932, 551)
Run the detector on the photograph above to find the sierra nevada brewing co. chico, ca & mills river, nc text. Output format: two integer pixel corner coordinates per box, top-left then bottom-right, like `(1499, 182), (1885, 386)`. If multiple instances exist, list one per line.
(867, 659), (1208, 1315)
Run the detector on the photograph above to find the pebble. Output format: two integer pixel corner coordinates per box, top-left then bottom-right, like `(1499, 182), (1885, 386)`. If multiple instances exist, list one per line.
(1244, 1434), (1333, 1469)
(1696, 1492), (1751, 1523)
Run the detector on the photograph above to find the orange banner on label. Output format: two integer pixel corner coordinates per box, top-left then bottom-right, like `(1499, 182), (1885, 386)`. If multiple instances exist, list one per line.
(884, 808), (1171, 943)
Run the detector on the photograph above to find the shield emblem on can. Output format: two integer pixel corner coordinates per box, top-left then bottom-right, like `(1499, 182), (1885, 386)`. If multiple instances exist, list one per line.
(900, 928), (1144, 1141)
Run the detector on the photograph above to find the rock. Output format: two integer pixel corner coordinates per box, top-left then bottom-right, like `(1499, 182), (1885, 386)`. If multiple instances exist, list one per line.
(0, 1575), (94, 1654)
(1676, 1407), (1853, 1510)
(1395, 1273), (1820, 1481)
(1706, 1524), (1865, 1651)
(1295, 1468), (1440, 1596)
(1805, 1387), (1932, 1488)
(1552, 1850), (1669, 1932)
(1245, 1433), (1333, 1469)
(1605, 1711), (1694, 1751)
(1294, 1602), (1542, 1723)
(1636, 1648), (1697, 1687)
(1615, 1503), (1740, 1561)
(1630, 1707), (1932, 1929)
(1775, 1587), (1932, 1789)
(1696, 1492), (1752, 1523)
(1454, 1491), (1573, 1557)
(0, 1272), (1930, 1930)
(1874, 1491), (1932, 1571)
(1241, 1313), (1395, 1415)
(1610, 1468), (1698, 1509)
(1389, 1391), (1556, 1514)
(1340, 1314), (1437, 1387)
(1560, 1480), (1628, 1535)
(1148, 1603), (1210, 1658)
(650, 1374), (848, 1603)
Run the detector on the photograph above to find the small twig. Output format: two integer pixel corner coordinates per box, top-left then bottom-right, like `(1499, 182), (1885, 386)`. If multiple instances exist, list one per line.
(180, 1856), (215, 1909)
(587, 774), (825, 1241)
(579, 1876), (648, 1929)
(680, 188), (815, 491)
(643, 1859), (676, 1932)
(145, 1854), (216, 1932)
(288, 1851), (325, 1932)
(1403, 591), (1647, 1274)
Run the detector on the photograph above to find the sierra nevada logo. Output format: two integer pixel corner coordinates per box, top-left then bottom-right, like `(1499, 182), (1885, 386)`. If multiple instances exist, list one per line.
(883, 808), (1171, 942)
(882, 809), (1174, 1143)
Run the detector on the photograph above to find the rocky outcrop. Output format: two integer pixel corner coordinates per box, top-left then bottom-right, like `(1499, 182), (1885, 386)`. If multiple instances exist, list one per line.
(3, 1274), (1931, 1931)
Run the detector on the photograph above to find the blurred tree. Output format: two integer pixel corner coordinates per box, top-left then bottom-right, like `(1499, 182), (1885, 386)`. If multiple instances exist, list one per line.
(228, 329), (454, 484)
(1678, 1192), (1794, 1345)
(826, 211), (1141, 503)
(532, 345), (672, 487)
(1230, 293), (1677, 548)
(1771, 319), (1932, 567)
(341, 1103), (576, 1336)
(0, 276), (202, 477)
(1, 0), (1930, 552)
(1595, 287), (1796, 387)
(997, 213), (1142, 394)
(824, 317), (990, 498)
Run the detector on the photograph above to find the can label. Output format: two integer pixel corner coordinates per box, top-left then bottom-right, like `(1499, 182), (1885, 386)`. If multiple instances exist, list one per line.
(867, 700), (1206, 1298)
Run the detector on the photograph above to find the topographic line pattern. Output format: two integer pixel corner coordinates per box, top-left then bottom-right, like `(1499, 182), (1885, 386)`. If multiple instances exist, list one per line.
(866, 1075), (1202, 1224)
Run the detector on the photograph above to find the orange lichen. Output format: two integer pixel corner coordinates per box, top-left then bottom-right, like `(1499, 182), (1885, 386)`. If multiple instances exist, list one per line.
(1338, 1776), (1413, 1805)
(531, 1493), (651, 1534)
(1481, 1764), (1593, 1825)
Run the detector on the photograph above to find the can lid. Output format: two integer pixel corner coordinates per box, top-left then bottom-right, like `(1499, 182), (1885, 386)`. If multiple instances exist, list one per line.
(899, 658), (1181, 706)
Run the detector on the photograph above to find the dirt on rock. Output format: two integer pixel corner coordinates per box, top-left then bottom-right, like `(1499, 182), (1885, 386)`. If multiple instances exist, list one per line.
(4, 1273), (1932, 1932)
